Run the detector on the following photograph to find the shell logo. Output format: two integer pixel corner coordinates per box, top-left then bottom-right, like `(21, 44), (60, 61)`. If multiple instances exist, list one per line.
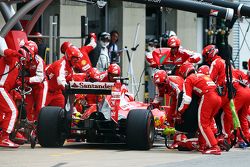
(81, 59), (86, 65)
(204, 76), (210, 81)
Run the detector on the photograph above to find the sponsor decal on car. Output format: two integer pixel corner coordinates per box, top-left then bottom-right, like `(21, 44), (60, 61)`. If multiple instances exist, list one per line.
(69, 81), (114, 90)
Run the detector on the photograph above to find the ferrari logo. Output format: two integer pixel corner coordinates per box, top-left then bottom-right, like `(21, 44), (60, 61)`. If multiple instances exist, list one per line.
(210, 9), (218, 16)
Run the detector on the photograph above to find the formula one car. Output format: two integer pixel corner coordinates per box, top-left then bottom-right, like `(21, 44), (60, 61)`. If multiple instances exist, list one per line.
(37, 79), (162, 150)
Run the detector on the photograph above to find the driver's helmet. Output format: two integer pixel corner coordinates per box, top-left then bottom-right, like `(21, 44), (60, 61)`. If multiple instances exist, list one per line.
(107, 63), (121, 82)
(108, 63), (121, 76)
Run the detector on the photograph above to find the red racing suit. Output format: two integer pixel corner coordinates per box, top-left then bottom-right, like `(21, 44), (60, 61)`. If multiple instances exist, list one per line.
(232, 69), (250, 141)
(210, 56), (250, 141)
(153, 75), (184, 127)
(150, 48), (201, 74)
(233, 69), (249, 86)
(24, 55), (48, 121)
(0, 49), (22, 134)
(178, 73), (221, 148)
(78, 39), (96, 72)
(45, 56), (73, 108)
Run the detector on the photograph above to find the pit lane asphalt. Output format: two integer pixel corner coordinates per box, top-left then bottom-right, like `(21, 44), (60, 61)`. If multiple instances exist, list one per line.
(1, 140), (250, 167)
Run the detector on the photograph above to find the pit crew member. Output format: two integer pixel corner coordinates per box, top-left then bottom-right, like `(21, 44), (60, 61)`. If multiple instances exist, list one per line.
(20, 41), (48, 122)
(177, 62), (222, 155)
(151, 70), (184, 127)
(0, 37), (28, 148)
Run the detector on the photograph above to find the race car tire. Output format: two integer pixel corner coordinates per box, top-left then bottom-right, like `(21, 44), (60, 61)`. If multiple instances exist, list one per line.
(37, 106), (66, 147)
(126, 109), (155, 150)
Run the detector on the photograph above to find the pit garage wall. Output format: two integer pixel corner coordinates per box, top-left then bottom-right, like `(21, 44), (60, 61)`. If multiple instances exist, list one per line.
(122, 2), (146, 102)
(109, 2), (200, 102)
(42, 0), (86, 58)
(176, 11), (198, 52)
(59, 2), (86, 57)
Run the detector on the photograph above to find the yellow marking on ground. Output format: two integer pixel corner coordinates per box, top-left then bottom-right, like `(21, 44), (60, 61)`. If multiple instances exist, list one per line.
(50, 154), (62, 157)
(61, 150), (84, 155)
(49, 150), (88, 157)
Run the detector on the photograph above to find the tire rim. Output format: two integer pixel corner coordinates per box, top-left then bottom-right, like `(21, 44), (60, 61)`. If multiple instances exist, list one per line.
(148, 119), (155, 143)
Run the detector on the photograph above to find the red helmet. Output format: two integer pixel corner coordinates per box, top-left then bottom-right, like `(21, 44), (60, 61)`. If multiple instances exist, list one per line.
(18, 48), (32, 63)
(202, 45), (218, 63)
(61, 41), (72, 54)
(33, 32), (42, 37)
(22, 40), (38, 60)
(179, 63), (195, 78)
(108, 63), (121, 76)
(153, 70), (167, 84)
(65, 46), (83, 61)
(167, 36), (181, 48)
(173, 133), (187, 142)
(197, 65), (210, 75)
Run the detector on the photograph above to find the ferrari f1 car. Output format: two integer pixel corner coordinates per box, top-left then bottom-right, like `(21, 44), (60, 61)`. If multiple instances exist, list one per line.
(37, 79), (166, 150)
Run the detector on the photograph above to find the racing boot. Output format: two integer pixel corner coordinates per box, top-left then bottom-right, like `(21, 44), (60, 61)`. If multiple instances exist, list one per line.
(202, 145), (221, 155)
(217, 135), (231, 151)
(0, 131), (19, 148)
(197, 144), (207, 152)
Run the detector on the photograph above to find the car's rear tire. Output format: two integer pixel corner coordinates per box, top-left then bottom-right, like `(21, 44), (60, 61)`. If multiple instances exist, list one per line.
(126, 109), (155, 150)
(37, 106), (66, 147)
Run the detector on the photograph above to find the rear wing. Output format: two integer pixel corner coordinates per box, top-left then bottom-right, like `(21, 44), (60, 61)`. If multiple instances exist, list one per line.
(65, 81), (115, 95)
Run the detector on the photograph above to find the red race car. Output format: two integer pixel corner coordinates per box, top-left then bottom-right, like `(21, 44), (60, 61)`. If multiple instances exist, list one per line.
(37, 79), (166, 150)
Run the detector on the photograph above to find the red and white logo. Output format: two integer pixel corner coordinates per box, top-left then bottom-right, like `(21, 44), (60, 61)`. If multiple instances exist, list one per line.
(210, 9), (219, 16)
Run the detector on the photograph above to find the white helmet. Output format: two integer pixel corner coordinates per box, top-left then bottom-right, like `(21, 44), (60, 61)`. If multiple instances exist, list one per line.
(168, 31), (176, 37)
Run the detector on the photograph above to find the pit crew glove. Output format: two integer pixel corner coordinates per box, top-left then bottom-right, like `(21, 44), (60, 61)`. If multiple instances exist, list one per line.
(89, 33), (97, 42)
(4, 49), (24, 58)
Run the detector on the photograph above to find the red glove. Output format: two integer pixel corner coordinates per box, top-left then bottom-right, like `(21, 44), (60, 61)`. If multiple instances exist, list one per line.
(187, 56), (201, 64)
(4, 49), (23, 58)
(89, 33), (97, 42)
